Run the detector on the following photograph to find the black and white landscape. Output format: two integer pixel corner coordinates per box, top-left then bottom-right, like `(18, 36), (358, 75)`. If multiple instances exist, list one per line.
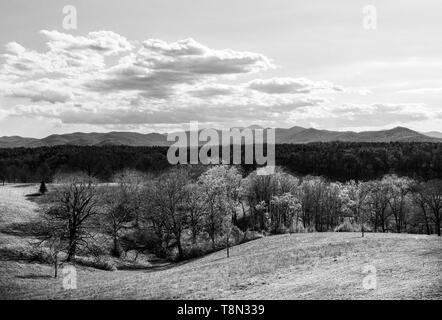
(0, 0), (441, 302)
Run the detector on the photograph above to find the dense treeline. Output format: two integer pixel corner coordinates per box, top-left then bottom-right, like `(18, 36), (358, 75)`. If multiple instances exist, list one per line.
(0, 142), (442, 183)
(0, 145), (170, 183)
(276, 142), (442, 181)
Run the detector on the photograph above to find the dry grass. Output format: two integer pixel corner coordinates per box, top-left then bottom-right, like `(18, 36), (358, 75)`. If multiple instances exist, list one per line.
(0, 184), (441, 300)
(0, 184), (40, 225)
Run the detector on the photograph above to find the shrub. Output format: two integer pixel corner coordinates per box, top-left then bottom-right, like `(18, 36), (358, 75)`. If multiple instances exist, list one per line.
(290, 223), (306, 233)
(334, 221), (372, 232)
(39, 181), (48, 194)
(273, 224), (289, 235)
(334, 220), (359, 232)
(242, 230), (264, 242)
(122, 229), (170, 259)
(235, 215), (252, 232)
(230, 225), (245, 243)
(183, 245), (207, 260)
(75, 256), (117, 271)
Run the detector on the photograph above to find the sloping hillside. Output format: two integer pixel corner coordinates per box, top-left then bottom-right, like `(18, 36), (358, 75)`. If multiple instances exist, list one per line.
(0, 136), (41, 148)
(39, 132), (171, 147)
(276, 126), (441, 143)
(423, 131), (442, 139)
(1, 232), (440, 300)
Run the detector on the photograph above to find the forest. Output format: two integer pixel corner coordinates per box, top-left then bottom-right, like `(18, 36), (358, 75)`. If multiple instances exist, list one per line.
(0, 142), (442, 183)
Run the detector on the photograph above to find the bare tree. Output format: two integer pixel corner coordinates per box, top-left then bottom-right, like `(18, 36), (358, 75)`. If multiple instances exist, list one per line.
(148, 168), (189, 260)
(421, 180), (442, 236)
(46, 174), (101, 261)
(183, 183), (206, 244)
(411, 182), (432, 235)
(222, 216), (234, 258)
(32, 221), (64, 278)
(103, 172), (140, 257)
(384, 175), (412, 233)
(366, 180), (391, 232)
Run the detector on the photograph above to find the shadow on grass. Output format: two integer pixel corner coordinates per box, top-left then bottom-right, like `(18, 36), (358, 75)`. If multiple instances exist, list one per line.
(25, 193), (43, 198)
(12, 184), (37, 188)
(118, 263), (173, 272)
(116, 255), (208, 273)
(16, 274), (53, 280)
(0, 220), (45, 237)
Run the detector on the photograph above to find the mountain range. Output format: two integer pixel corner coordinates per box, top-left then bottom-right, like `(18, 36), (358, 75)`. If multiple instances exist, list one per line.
(0, 126), (441, 148)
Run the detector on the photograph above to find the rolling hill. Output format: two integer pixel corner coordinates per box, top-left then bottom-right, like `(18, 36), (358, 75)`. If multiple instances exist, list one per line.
(0, 184), (440, 300)
(0, 132), (171, 148)
(275, 126), (442, 143)
(423, 131), (442, 139)
(0, 126), (440, 148)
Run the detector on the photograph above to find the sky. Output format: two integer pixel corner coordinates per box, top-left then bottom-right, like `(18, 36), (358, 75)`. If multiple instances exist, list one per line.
(0, 0), (441, 138)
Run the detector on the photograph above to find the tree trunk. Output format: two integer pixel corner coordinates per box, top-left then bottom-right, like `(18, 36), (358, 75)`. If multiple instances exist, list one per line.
(395, 215), (401, 233)
(112, 235), (121, 257)
(174, 229), (184, 260)
(226, 234), (230, 258)
(54, 255), (58, 278)
(67, 239), (76, 262)
(424, 216), (431, 235)
(361, 212), (365, 238)
(211, 234), (216, 250)
(176, 240), (183, 260)
(191, 231), (197, 244)
(373, 212), (379, 232)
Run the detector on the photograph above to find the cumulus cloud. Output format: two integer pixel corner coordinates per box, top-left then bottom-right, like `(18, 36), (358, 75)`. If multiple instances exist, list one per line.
(40, 30), (133, 55)
(5, 78), (73, 103)
(247, 77), (343, 94)
(1, 30), (133, 77)
(188, 84), (238, 98)
(140, 38), (272, 74)
(87, 38), (274, 98)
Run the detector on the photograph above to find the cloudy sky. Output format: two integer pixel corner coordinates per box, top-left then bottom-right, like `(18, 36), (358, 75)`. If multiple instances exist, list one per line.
(0, 0), (441, 138)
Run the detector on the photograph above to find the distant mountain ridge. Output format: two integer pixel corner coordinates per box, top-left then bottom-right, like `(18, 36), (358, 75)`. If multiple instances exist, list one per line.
(423, 131), (442, 139)
(0, 126), (440, 148)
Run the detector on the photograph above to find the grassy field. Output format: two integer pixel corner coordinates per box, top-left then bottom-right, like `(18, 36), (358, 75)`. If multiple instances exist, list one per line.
(0, 184), (441, 300)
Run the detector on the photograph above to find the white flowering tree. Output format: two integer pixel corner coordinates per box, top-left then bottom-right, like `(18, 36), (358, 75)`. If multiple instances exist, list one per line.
(269, 192), (302, 233)
(340, 180), (371, 237)
(198, 166), (242, 253)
